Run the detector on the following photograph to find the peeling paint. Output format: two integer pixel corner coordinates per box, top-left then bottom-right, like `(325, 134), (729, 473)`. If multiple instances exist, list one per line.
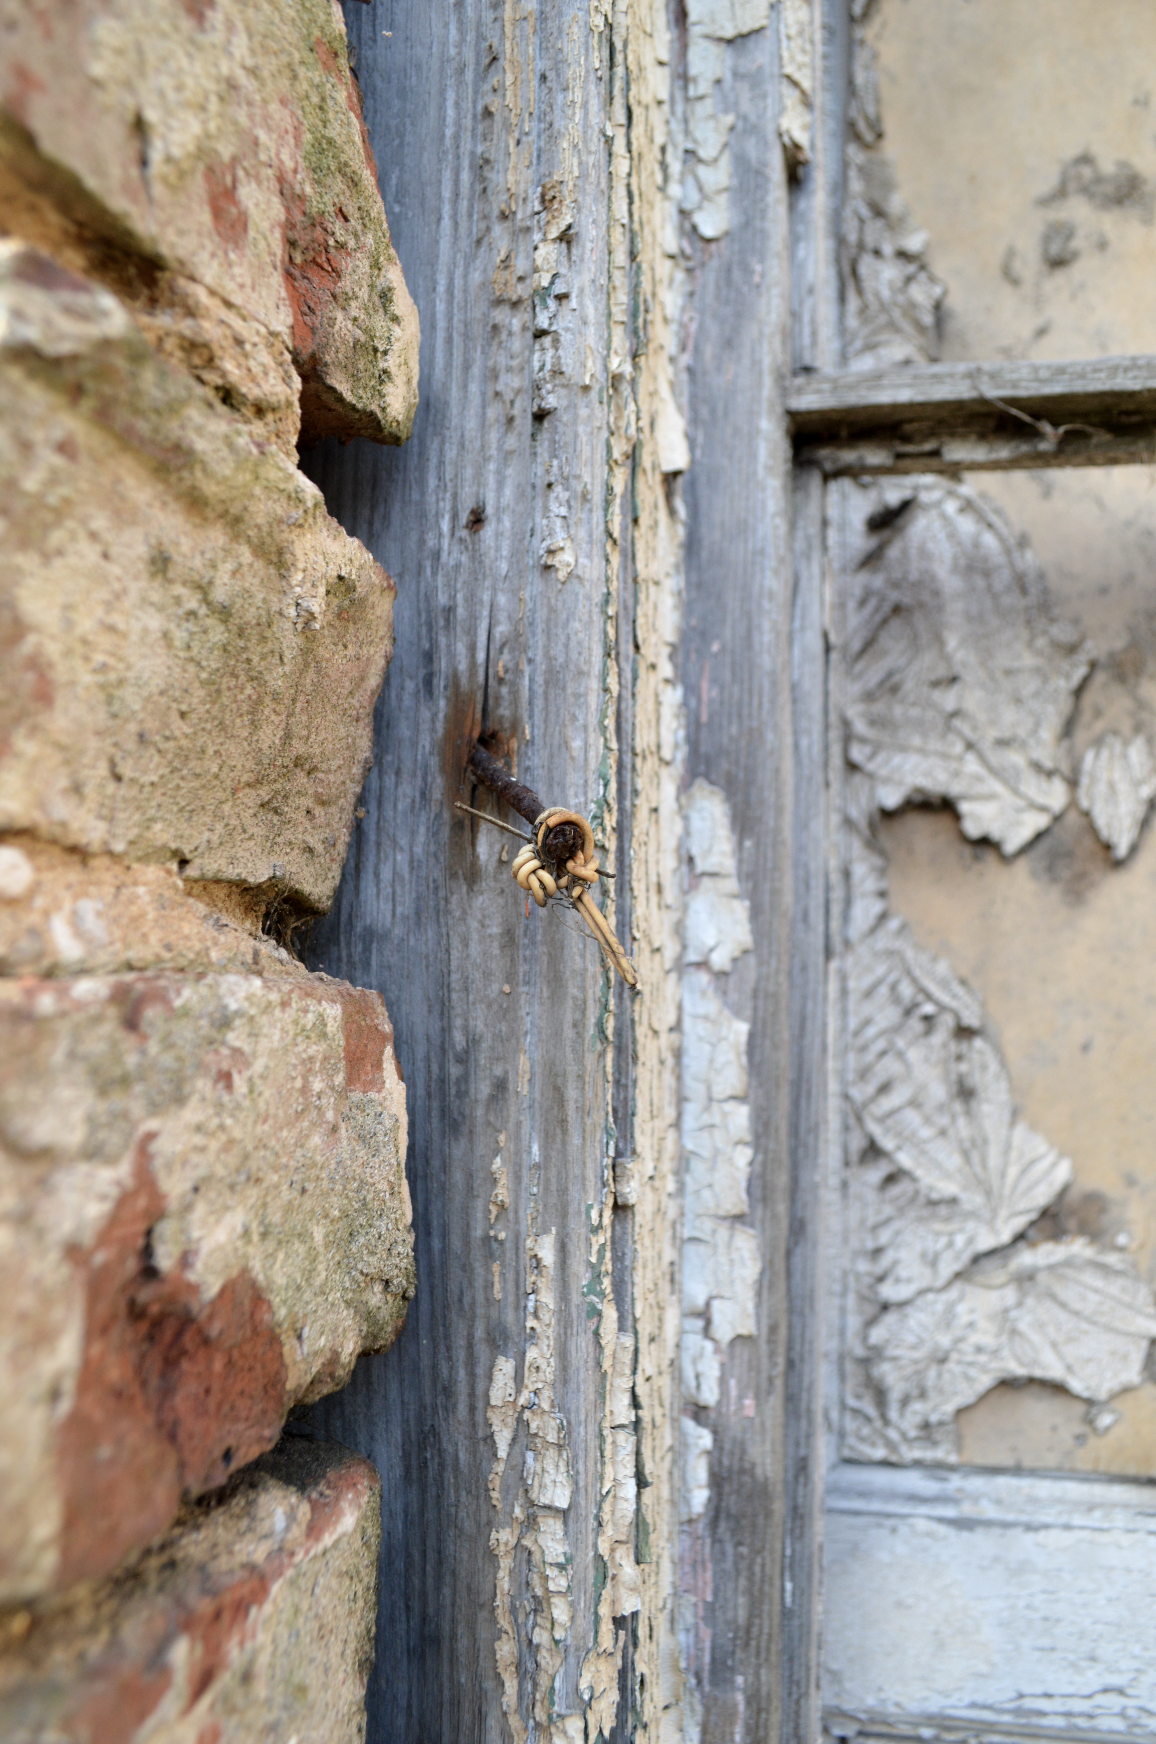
(487, 1228), (578, 1739)
(653, 369), (691, 477)
(680, 1419), (714, 1523)
(488, 1354), (519, 1508)
(778, 0), (814, 168)
(676, 781), (759, 1731)
(867, 1238), (1156, 1450)
(841, 0), (945, 366)
(837, 478), (1156, 1465)
(540, 462), (578, 582)
(683, 779), (754, 971)
(681, 2), (771, 240)
(623, 0), (693, 1730)
(678, 777), (759, 1726)
(845, 480), (1090, 855)
(1077, 730), (1156, 861)
(491, 1151), (511, 1225)
(479, 5), (689, 1733)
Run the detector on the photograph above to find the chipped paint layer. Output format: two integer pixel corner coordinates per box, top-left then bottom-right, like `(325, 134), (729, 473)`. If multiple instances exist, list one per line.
(475, 5), (688, 1734)
(837, 479), (1156, 1465)
(683, 779), (755, 972)
(681, 2), (772, 240)
(841, 0), (945, 366)
(487, 1228), (578, 1742)
(1077, 730), (1156, 861)
(581, 1200), (642, 1739)
(623, 0), (693, 1734)
(845, 481), (1090, 855)
(678, 781), (759, 1734)
(778, 0), (814, 168)
(866, 1239), (1156, 1450)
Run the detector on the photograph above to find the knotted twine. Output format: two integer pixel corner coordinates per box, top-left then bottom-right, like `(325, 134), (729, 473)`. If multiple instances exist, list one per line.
(511, 807), (638, 988)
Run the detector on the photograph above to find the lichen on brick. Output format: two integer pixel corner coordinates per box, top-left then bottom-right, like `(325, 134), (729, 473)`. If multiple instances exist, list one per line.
(0, 0), (419, 445)
(0, 971), (412, 1602)
(0, 243), (395, 910)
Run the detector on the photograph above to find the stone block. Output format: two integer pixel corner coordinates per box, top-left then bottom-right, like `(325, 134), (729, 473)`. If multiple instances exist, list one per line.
(0, 1436), (381, 1744)
(0, 970), (412, 1602)
(0, 0), (419, 446)
(0, 242), (394, 910)
(0, 835), (311, 980)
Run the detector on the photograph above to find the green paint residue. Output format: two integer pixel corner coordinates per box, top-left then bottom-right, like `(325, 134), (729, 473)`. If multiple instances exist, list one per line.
(636, 1505), (651, 1566)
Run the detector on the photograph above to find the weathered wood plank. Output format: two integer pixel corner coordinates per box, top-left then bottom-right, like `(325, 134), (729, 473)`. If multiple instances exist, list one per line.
(788, 355), (1156, 424)
(299, 5), (636, 1739)
(781, 461), (829, 1744)
(679, 21), (794, 1742)
(789, 356), (1156, 474)
(782, 4), (844, 1737)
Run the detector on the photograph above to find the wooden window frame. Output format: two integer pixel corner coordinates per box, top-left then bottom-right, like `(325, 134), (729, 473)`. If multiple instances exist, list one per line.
(781, 6), (1156, 1740)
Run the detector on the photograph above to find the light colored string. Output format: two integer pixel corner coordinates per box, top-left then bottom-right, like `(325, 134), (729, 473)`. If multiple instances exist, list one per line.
(512, 807), (638, 988)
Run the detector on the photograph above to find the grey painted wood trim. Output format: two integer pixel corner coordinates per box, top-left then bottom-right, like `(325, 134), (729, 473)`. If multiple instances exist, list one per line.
(788, 356), (1156, 423)
(826, 1460), (1156, 1532)
(824, 1465), (1156, 1744)
(679, 19), (800, 1740)
(781, 462), (829, 1744)
(788, 357), (1156, 474)
(826, 1718), (1144, 1744)
(780, 1), (846, 1734)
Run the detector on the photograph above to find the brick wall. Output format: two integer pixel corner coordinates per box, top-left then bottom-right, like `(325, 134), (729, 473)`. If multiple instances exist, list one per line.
(0, 3), (417, 1736)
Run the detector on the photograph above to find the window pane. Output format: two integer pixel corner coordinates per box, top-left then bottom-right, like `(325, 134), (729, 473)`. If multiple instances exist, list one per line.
(845, 0), (1156, 366)
(833, 466), (1156, 1477)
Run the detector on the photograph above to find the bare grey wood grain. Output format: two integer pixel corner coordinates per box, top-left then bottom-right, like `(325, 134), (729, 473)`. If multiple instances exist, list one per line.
(796, 427), (1156, 476)
(789, 356), (1156, 475)
(788, 354), (1156, 423)
(780, 8), (844, 1734)
(299, 5), (627, 1739)
(679, 24), (794, 1742)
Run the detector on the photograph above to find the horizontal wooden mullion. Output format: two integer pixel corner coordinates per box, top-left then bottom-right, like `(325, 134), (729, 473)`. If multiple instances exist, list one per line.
(796, 428), (1156, 476)
(787, 355), (1156, 474)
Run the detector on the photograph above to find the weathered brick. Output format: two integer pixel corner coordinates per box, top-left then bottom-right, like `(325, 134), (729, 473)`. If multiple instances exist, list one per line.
(0, 243), (393, 910)
(0, 835), (309, 980)
(0, 972), (412, 1602)
(0, 0), (419, 446)
(0, 1437), (381, 1744)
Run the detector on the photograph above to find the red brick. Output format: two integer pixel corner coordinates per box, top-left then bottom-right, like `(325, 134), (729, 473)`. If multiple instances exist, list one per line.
(0, 1439), (382, 1744)
(0, 972), (412, 1603)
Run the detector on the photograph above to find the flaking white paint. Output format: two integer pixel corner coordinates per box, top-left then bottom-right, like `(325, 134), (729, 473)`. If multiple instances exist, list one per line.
(681, 1), (778, 241)
(778, 0), (813, 167)
(846, 481), (1090, 855)
(679, 784), (759, 1504)
(1077, 730), (1156, 861)
(837, 479), (1156, 1465)
(487, 1227), (580, 1741)
(683, 780), (754, 972)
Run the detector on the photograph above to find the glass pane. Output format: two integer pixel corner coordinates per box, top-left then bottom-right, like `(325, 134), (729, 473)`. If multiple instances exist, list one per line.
(844, 0), (1156, 365)
(833, 465), (1156, 1477)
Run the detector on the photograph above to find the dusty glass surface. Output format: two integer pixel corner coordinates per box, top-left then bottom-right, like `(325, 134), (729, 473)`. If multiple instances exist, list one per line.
(850, 0), (1156, 364)
(878, 467), (1156, 1476)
